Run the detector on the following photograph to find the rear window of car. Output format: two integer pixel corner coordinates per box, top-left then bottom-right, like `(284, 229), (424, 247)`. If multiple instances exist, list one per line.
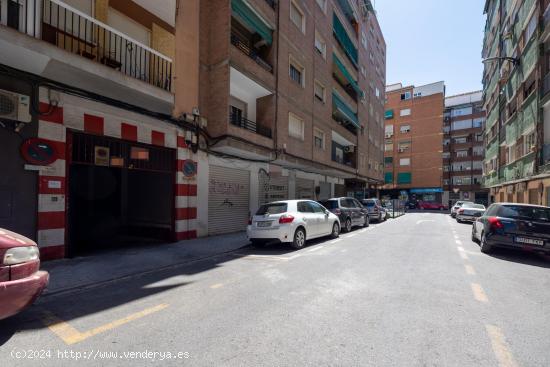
(462, 203), (484, 209)
(256, 203), (287, 215)
(363, 200), (375, 207)
(319, 200), (338, 209)
(498, 205), (550, 222)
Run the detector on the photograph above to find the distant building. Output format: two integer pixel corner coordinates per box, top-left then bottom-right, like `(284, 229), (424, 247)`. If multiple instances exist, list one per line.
(443, 91), (489, 206)
(482, 0), (550, 205)
(382, 81), (445, 203)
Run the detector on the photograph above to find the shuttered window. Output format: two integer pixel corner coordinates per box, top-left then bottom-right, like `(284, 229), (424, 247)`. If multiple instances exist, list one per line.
(289, 113), (304, 140)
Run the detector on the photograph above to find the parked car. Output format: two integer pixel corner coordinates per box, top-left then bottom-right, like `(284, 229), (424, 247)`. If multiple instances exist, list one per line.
(418, 201), (447, 210)
(247, 200), (340, 249)
(361, 198), (385, 222)
(472, 203), (550, 254)
(318, 197), (369, 232)
(450, 201), (474, 218)
(0, 228), (49, 320)
(406, 201), (417, 210)
(456, 203), (486, 223)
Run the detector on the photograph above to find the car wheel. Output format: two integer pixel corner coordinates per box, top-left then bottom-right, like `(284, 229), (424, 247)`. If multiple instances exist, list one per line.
(330, 222), (340, 238)
(291, 227), (306, 249)
(471, 226), (478, 243)
(480, 232), (493, 254)
(344, 218), (352, 232)
(456, 218), (462, 224)
(251, 239), (265, 247)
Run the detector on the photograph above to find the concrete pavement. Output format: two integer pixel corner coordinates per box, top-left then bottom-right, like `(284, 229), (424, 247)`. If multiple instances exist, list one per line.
(1, 213), (549, 366)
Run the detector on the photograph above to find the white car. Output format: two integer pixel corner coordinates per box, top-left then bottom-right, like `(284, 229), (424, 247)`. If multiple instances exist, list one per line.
(456, 203), (486, 223)
(450, 201), (474, 218)
(247, 200), (340, 249)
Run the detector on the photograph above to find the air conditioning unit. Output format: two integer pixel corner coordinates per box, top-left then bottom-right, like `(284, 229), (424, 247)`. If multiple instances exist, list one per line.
(398, 148), (405, 153)
(385, 133), (393, 138)
(0, 89), (32, 123)
(344, 145), (355, 153)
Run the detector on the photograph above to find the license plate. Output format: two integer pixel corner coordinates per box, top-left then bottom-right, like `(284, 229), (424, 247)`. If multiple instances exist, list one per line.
(257, 221), (272, 227)
(515, 237), (544, 246)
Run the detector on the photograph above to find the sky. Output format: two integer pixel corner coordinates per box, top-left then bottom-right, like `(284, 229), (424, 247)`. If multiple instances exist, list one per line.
(374, 0), (486, 97)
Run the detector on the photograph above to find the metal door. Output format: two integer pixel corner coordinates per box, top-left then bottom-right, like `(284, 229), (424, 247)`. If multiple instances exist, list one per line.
(208, 166), (250, 235)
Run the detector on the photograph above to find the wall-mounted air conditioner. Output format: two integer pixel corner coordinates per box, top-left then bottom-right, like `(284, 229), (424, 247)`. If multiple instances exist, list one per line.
(0, 89), (32, 123)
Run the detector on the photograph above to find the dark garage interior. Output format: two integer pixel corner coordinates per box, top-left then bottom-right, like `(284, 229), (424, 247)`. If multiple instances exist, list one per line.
(68, 132), (175, 256)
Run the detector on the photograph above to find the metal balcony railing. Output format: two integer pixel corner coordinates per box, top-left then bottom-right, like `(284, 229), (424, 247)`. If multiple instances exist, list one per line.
(1, 0), (172, 91)
(230, 33), (273, 73)
(229, 112), (272, 139)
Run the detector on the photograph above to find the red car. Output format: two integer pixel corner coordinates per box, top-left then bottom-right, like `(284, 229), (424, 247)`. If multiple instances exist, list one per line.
(0, 228), (49, 320)
(418, 201), (447, 210)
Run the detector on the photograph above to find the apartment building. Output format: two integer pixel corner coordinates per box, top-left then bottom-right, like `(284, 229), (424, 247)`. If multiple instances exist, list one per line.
(382, 81), (445, 203)
(199, 0), (386, 235)
(0, 0), (201, 259)
(443, 91), (489, 206)
(482, 0), (550, 206)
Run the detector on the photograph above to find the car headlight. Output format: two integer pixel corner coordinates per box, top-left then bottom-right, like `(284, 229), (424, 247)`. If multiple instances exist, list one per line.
(3, 246), (40, 265)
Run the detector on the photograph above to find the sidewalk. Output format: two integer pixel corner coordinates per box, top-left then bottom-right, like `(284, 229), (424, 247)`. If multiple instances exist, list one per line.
(40, 232), (249, 297)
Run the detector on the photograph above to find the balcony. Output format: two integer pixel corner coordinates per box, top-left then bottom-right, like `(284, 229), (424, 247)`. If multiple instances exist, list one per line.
(332, 90), (359, 134)
(0, 0), (173, 113)
(229, 112), (271, 139)
(231, 33), (272, 73)
(331, 130), (356, 168)
(333, 53), (361, 100)
(332, 13), (358, 67)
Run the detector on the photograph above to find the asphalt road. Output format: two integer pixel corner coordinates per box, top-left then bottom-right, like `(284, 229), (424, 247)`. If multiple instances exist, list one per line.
(1, 213), (549, 367)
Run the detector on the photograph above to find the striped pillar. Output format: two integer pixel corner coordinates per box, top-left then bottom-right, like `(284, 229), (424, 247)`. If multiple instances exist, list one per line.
(36, 102), (66, 260)
(175, 132), (198, 240)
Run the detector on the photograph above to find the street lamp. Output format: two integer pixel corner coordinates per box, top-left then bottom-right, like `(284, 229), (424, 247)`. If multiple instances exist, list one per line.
(482, 56), (520, 66)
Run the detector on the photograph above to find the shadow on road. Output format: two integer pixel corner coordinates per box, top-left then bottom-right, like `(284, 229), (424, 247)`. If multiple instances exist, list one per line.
(484, 247), (550, 269)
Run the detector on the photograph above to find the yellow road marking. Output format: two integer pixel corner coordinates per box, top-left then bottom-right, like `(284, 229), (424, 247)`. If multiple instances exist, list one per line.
(486, 324), (519, 367)
(210, 283), (224, 289)
(42, 304), (168, 345)
(471, 283), (489, 303)
(465, 264), (476, 275)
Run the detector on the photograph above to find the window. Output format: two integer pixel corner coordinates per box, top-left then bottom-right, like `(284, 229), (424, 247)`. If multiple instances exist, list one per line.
(290, 1), (305, 33)
(314, 31), (326, 58)
(288, 113), (304, 140)
(314, 128), (325, 149)
(400, 158), (410, 166)
(385, 142), (393, 152)
(450, 106), (472, 117)
(400, 92), (411, 100)
(400, 125), (411, 133)
(454, 137), (467, 144)
(400, 108), (411, 116)
(523, 132), (536, 155)
(314, 80), (325, 102)
(361, 31), (368, 49)
(315, 0), (326, 11)
(375, 88), (380, 98)
(398, 141), (411, 152)
(473, 118), (484, 128)
(452, 119), (473, 130)
(361, 65), (366, 77)
(385, 125), (394, 137)
(525, 13), (537, 42)
(413, 92), (422, 98)
(456, 150), (468, 158)
(289, 57), (304, 86)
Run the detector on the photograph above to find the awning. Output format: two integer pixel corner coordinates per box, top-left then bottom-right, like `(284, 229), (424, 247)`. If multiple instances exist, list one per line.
(332, 13), (358, 66)
(332, 91), (359, 128)
(337, 0), (357, 22)
(333, 53), (362, 96)
(397, 172), (412, 184)
(385, 109), (394, 119)
(384, 172), (393, 184)
(232, 0), (273, 45)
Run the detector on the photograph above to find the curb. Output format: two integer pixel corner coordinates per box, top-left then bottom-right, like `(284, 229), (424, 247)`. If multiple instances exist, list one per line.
(37, 243), (252, 303)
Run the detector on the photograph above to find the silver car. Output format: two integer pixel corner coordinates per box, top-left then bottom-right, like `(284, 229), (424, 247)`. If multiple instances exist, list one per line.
(450, 201), (474, 218)
(456, 203), (486, 223)
(247, 200), (340, 249)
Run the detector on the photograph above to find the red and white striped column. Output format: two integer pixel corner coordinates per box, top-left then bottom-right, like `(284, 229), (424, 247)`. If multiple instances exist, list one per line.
(175, 132), (198, 240)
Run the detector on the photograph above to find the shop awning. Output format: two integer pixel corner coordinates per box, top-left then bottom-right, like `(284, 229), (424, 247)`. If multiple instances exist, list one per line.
(384, 172), (393, 184)
(333, 53), (362, 96)
(385, 109), (394, 119)
(232, 0), (273, 45)
(332, 91), (359, 128)
(332, 13), (358, 66)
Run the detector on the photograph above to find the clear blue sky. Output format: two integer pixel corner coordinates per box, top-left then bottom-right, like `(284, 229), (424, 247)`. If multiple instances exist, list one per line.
(375, 0), (486, 96)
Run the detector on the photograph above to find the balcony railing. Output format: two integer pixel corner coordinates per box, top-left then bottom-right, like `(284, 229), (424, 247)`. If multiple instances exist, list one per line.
(1, 0), (172, 91)
(543, 73), (550, 98)
(229, 112), (272, 139)
(264, 0), (276, 8)
(231, 33), (273, 73)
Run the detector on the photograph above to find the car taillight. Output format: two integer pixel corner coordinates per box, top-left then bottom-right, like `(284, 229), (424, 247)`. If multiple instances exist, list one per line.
(488, 217), (503, 230)
(334, 208), (341, 215)
(248, 217), (252, 225)
(279, 214), (295, 224)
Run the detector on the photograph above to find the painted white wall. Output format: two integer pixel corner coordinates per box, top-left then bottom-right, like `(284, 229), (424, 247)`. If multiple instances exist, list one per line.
(132, 0), (176, 27)
(413, 81), (445, 98)
(108, 8), (151, 46)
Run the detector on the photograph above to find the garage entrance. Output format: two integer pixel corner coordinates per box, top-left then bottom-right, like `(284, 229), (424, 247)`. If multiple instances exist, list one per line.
(67, 132), (175, 256)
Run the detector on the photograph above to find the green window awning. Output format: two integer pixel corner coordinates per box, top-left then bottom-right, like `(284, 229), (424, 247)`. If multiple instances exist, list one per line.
(337, 0), (356, 22)
(332, 13), (358, 67)
(332, 91), (359, 128)
(384, 157), (393, 164)
(333, 54), (362, 96)
(385, 109), (394, 119)
(384, 172), (393, 184)
(397, 172), (412, 184)
(232, 0), (273, 45)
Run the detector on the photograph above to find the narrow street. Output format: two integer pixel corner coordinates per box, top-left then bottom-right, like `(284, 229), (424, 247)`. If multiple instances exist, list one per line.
(1, 213), (549, 367)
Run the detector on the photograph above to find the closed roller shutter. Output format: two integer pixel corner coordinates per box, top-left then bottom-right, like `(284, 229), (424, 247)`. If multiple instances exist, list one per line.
(259, 172), (289, 205)
(296, 177), (314, 199)
(208, 166), (250, 235)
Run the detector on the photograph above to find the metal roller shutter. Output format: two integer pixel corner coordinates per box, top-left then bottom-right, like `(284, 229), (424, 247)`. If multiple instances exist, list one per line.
(208, 166), (250, 235)
(259, 172), (289, 205)
(296, 177), (314, 199)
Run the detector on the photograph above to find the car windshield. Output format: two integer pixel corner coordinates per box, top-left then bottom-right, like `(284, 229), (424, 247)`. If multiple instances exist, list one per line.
(499, 205), (550, 222)
(319, 200), (338, 209)
(256, 203), (288, 215)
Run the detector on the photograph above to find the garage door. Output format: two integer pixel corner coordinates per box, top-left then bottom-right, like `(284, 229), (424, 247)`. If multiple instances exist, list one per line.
(296, 178), (314, 199)
(208, 166), (250, 235)
(259, 172), (288, 205)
